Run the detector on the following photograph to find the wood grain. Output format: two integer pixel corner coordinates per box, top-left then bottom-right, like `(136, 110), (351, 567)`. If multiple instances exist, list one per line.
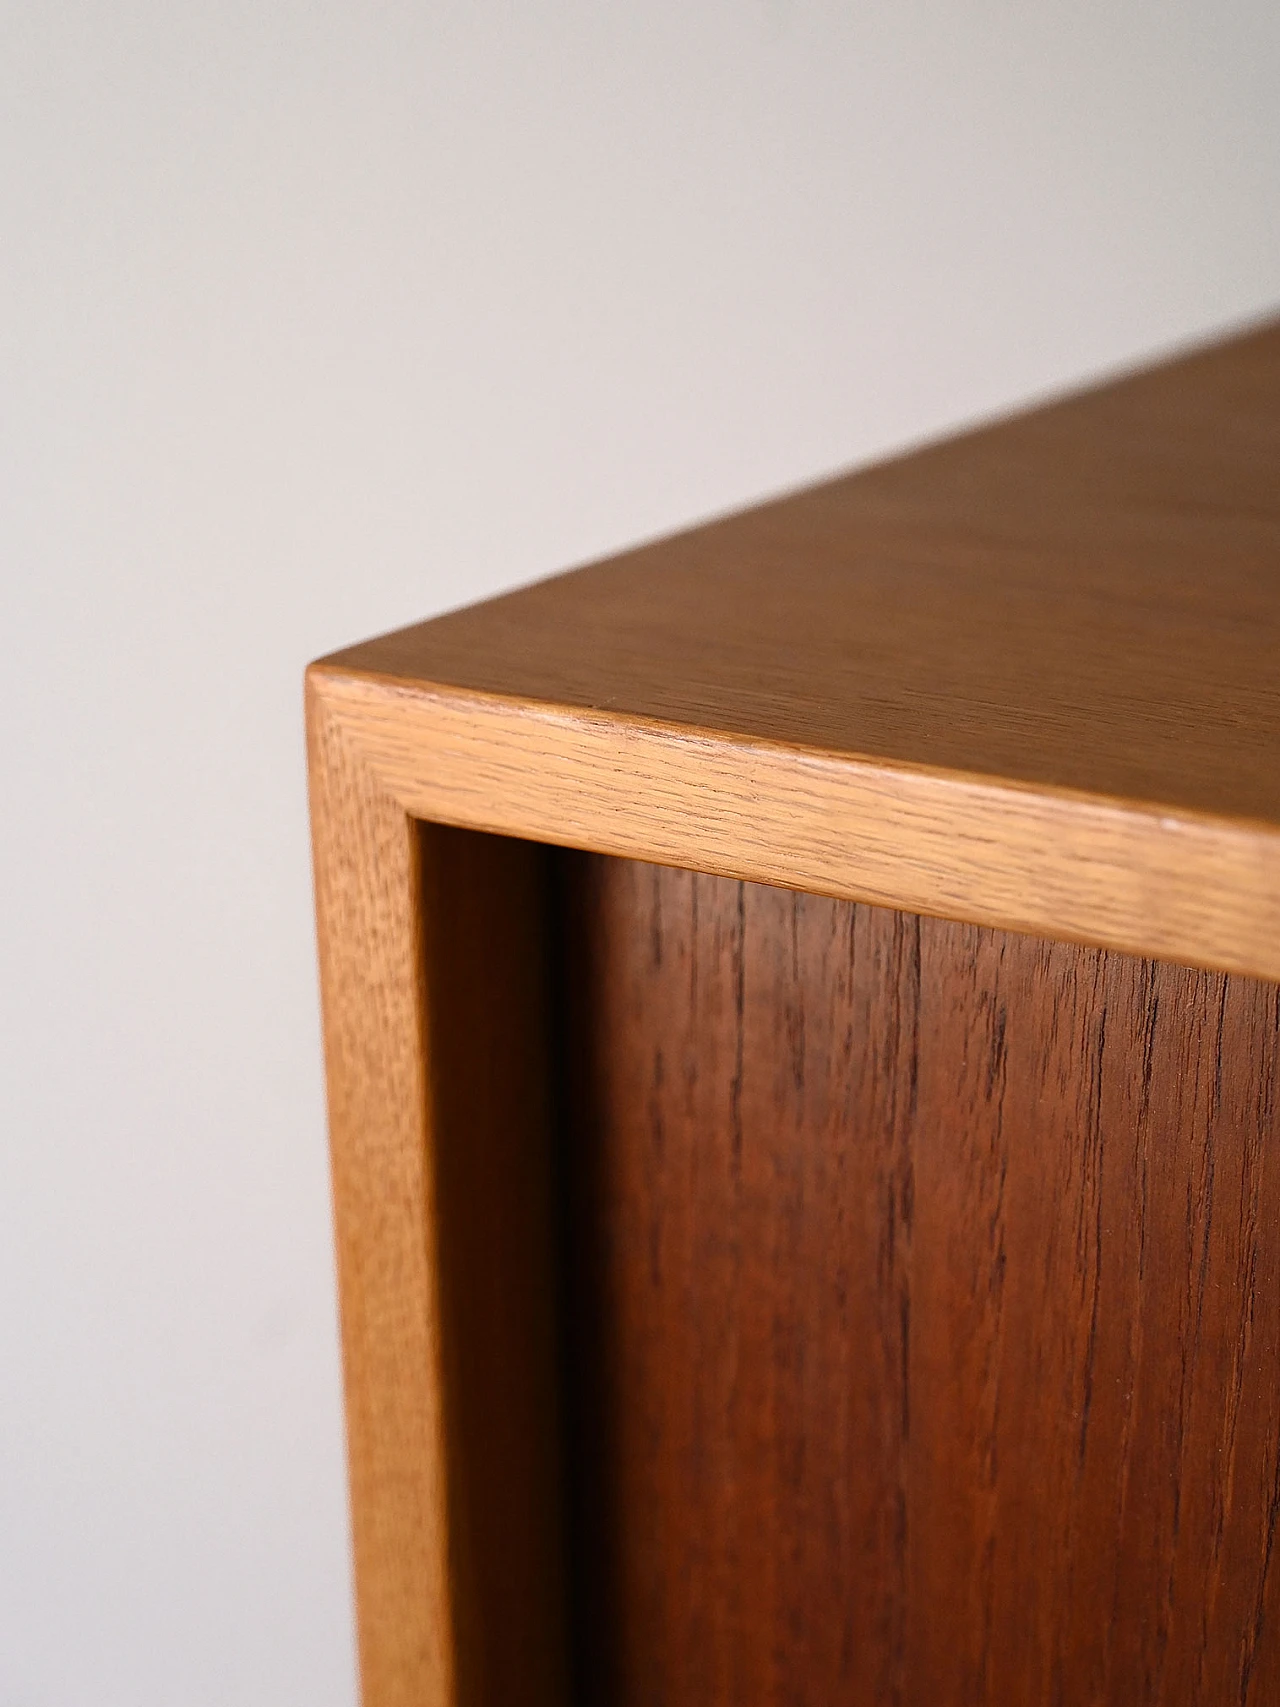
(308, 685), (569, 1706)
(308, 682), (454, 1706)
(325, 322), (1280, 821)
(307, 322), (1280, 1707)
(309, 322), (1280, 979)
(308, 666), (1280, 985)
(557, 852), (1280, 1707)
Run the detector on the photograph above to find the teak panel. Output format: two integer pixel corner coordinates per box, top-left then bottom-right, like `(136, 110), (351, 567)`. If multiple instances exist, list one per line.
(557, 853), (1280, 1707)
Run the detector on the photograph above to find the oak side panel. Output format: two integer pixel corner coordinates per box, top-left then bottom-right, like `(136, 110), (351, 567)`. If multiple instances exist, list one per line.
(558, 852), (1280, 1707)
(309, 684), (569, 1707)
(308, 687), (455, 1705)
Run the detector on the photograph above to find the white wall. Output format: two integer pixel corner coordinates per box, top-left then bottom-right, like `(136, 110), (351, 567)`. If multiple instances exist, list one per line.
(1, 3), (1277, 1701)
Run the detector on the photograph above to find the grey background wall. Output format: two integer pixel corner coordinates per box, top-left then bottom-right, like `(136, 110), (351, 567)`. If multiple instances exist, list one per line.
(2, 2), (1277, 1702)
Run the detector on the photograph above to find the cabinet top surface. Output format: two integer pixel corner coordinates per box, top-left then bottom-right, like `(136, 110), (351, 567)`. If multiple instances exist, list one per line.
(324, 321), (1280, 830)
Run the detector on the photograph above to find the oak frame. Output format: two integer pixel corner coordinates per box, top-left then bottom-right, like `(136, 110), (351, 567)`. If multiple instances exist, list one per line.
(309, 677), (573, 1707)
(308, 657), (1280, 1706)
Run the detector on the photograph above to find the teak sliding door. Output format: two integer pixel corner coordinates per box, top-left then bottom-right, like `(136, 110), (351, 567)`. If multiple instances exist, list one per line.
(557, 850), (1280, 1705)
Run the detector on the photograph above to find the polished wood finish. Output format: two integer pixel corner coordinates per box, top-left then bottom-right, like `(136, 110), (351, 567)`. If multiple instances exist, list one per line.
(309, 677), (566, 1707)
(326, 324), (1280, 825)
(313, 320), (1280, 981)
(309, 687), (454, 1706)
(306, 322), (1280, 1707)
(558, 853), (1280, 1706)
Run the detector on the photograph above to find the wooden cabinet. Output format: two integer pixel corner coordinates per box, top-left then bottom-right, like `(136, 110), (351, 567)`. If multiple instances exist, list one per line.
(308, 322), (1280, 1705)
